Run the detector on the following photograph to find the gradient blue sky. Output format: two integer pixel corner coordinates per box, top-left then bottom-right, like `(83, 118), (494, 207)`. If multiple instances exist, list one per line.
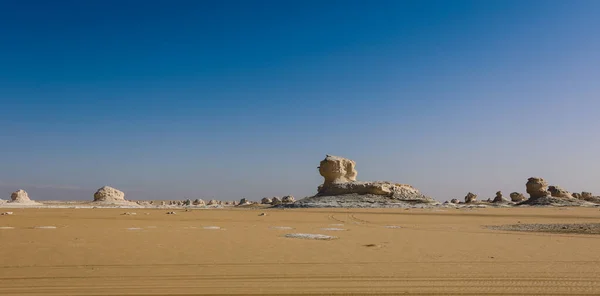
(1, 0), (599, 201)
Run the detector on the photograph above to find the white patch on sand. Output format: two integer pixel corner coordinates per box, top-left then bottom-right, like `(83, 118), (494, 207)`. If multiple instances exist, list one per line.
(203, 226), (221, 230)
(320, 227), (346, 231)
(284, 233), (337, 240)
(329, 223), (344, 226)
(271, 226), (294, 230)
(384, 225), (402, 229)
(34, 226), (57, 229)
(0, 226), (14, 229)
(126, 227), (142, 230)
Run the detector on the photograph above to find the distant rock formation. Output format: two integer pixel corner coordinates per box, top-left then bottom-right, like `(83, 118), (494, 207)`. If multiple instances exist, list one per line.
(282, 195), (296, 203)
(238, 198), (250, 206)
(492, 191), (506, 203)
(581, 192), (593, 200)
(10, 189), (33, 203)
(464, 192), (477, 203)
(93, 186), (125, 202)
(450, 198), (459, 204)
(289, 155), (433, 207)
(261, 197), (272, 204)
(314, 155), (432, 201)
(207, 199), (219, 206)
(193, 199), (206, 206)
(509, 192), (526, 202)
(8, 189), (40, 205)
(271, 197), (282, 205)
(526, 177), (549, 199)
(548, 185), (572, 198)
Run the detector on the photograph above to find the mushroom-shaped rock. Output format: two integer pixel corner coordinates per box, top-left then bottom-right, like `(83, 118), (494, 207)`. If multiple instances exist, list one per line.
(261, 197), (272, 204)
(548, 185), (572, 198)
(282, 195), (296, 204)
(526, 177), (549, 199)
(509, 192), (526, 202)
(271, 197), (282, 205)
(464, 192), (477, 203)
(492, 191), (506, 203)
(450, 198), (460, 204)
(319, 155), (357, 186)
(93, 186), (125, 202)
(10, 189), (33, 203)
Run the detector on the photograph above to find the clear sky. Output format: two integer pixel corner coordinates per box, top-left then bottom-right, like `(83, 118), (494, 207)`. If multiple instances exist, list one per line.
(1, 0), (599, 201)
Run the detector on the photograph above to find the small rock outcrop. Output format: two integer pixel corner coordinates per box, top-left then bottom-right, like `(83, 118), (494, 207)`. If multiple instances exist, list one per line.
(238, 198), (250, 206)
(509, 192), (526, 202)
(581, 192), (594, 200)
(193, 199), (206, 206)
(261, 197), (272, 204)
(548, 186), (572, 198)
(10, 189), (36, 204)
(492, 191), (506, 203)
(207, 199), (219, 206)
(93, 186), (125, 202)
(282, 195), (296, 203)
(526, 177), (549, 199)
(271, 197), (282, 205)
(450, 198), (459, 204)
(464, 192), (477, 203)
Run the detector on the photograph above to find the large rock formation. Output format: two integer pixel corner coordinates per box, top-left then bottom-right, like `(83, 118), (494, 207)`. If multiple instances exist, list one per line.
(290, 155), (433, 207)
(261, 197), (272, 204)
(464, 192), (477, 203)
(9, 189), (39, 204)
(193, 199), (206, 206)
(526, 177), (549, 199)
(315, 155), (430, 201)
(548, 185), (572, 198)
(238, 198), (250, 206)
(93, 186), (125, 202)
(509, 192), (526, 202)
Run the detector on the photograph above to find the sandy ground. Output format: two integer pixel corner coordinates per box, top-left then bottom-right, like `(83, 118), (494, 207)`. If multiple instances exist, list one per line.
(1, 207), (600, 295)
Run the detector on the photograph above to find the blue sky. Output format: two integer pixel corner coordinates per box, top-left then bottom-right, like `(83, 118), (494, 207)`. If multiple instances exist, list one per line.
(1, 0), (599, 201)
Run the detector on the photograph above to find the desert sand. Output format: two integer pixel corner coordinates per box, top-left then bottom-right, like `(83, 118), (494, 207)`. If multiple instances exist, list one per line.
(1, 207), (600, 295)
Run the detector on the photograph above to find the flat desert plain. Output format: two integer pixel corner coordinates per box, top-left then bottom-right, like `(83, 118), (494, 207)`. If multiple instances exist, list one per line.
(1, 207), (600, 295)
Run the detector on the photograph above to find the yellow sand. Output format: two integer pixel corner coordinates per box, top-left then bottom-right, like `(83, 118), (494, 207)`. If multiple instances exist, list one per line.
(1, 207), (600, 295)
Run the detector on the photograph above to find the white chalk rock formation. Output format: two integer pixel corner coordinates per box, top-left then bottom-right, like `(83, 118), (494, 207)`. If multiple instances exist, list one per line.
(464, 192), (477, 203)
(510, 192), (527, 202)
(261, 197), (272, 204)
(94, 186), (125, 202)
(526, 177), (549, 199)
(238, 198), (251, 206)
(548, 185), (573, 199)
(271, 197), (282, 205)
(9, 189), (38, 204)
(207, 199), (219, 206)
(282, 195), (296, 203)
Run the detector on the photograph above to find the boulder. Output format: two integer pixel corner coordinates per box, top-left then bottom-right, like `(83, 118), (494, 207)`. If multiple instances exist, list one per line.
(271, 197), (282, 205)
(526, 177), (549, 199)
(282, 195), (296, 203)
(10, 189), (33, 203)
(261, 197), (272, 204)
(93, 186), (125, 202)
(492, 191), (506, 203)
(548, 186), (572, 198)
(464, 192), (477, 203)
(509, 192), (526, 202)
(450, 198), (460, 204)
